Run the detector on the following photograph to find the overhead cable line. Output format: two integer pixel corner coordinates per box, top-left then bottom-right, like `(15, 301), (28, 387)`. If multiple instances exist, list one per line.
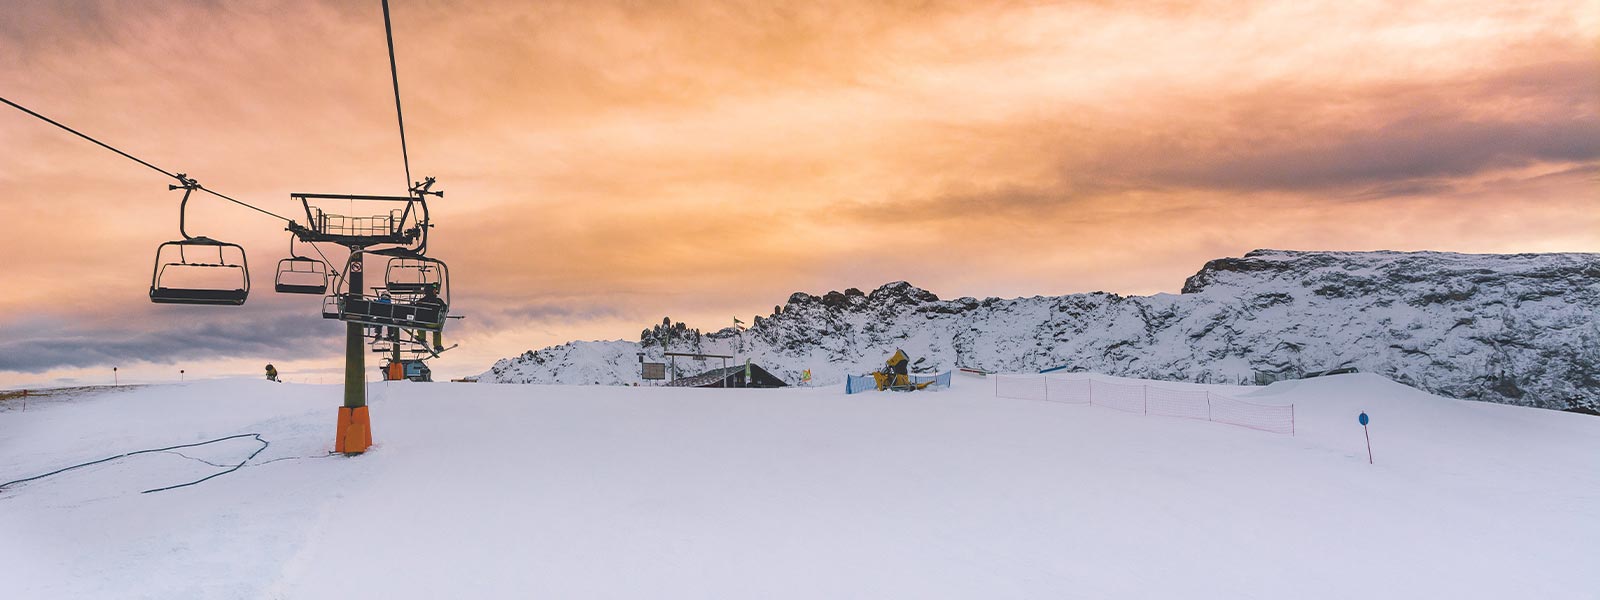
(0, 95), (292, 223)
(196, 184), (292, 223)
(307, 237), (343, 278)
(381, 0), (413, 193)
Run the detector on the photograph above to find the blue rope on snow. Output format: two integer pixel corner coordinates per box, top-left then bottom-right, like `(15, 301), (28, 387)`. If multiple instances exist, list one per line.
(0, 433), (270, 494)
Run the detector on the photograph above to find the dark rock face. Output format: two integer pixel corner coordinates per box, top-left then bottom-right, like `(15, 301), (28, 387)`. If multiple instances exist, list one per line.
(485, 249), (1600, 412)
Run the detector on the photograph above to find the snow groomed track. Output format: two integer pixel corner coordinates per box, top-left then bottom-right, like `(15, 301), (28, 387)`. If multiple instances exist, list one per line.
(1, 374), (1596, 598)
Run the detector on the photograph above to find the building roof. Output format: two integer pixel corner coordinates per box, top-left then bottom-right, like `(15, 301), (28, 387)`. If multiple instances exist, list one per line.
(664, 364), (788, 388)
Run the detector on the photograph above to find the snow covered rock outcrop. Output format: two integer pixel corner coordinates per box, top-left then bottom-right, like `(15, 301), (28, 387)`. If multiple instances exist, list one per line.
(481, 250), (1600, 410)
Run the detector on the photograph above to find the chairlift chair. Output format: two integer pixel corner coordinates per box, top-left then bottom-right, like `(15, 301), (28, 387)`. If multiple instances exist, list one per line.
(274, 235), (330, 294)
(330, 249), (451, 332)
(339, 295), (448, 331)
(383, 255), (446, 295)
(322, 295), (343, 319)
(275, 256), (330, 294)
(148, 180), (252, 305)
(149, 236), (250, 305)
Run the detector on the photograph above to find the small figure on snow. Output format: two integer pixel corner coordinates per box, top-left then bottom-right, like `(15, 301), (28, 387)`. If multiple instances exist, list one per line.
(265, 364), (280, 383)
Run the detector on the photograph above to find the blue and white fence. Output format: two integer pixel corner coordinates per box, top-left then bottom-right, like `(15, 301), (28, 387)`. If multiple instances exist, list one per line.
(845, 374), (876, 394)
(845, 371), (953, 394)
(912, 371), (952, 388)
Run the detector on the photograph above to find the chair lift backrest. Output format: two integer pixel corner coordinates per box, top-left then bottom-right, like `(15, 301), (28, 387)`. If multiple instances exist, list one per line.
(148, 182), (250, 306)
(275, 255), (329, 295)
(384, 255), (448, 298)
(149, 237), (250, 306)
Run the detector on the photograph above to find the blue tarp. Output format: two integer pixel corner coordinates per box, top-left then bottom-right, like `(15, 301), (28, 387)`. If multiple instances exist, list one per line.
(845, 374), (877, 394)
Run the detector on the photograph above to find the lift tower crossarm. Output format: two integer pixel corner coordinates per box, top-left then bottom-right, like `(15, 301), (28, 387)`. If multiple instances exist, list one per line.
(290, 193), (416, 202)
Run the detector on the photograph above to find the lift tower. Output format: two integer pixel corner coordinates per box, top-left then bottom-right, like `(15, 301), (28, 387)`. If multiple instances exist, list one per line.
(288, 183), (444, 453)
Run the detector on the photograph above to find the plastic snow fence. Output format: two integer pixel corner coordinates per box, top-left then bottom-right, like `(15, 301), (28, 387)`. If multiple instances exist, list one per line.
(1145, 387), (1210, 421)
(996, 374), (1090, 404)
(1044, 377), (1091, 404)
(995, 374), (1048, 401)
(1208, 394), (1296, 434)
(991, 374), (1295, 435)
(1089, 380), (1145, 414)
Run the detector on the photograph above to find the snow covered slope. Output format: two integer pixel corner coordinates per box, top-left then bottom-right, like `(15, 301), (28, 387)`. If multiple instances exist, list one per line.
(483, 250), (1600, 411)
(1, 376), (1596, 598)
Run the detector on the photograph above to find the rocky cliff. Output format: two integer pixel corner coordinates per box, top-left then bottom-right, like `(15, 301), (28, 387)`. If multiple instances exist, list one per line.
(482, 250), (1600, 410)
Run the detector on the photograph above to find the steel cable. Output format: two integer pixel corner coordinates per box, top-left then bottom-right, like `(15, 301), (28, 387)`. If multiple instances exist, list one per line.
(0, 95), (292, 223)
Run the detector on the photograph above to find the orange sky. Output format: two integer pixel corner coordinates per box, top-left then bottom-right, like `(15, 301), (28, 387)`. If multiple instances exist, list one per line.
(1, 0), (1596, 387)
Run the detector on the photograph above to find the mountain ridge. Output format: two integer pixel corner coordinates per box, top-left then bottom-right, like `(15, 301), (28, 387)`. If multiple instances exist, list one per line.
(482, 249), (1600, 411)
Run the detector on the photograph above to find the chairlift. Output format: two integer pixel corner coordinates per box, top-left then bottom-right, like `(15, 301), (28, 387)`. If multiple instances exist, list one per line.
(286, 192), (427, 247)
(322, 295), (342, 319)
(384, 255), (445, 295)
(149, 179), (250, 305)
(274, 236), (330, 295)
(330, 249), (451, 332)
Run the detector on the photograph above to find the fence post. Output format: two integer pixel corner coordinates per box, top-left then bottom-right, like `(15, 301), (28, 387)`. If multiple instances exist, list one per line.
(1206, 393), (1212, 422)
(1291, 405), (1296, 436)
(1142, 385), (1148, 415)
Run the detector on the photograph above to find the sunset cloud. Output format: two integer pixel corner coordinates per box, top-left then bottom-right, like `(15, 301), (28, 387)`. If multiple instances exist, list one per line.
(1, 0), (1595, 385)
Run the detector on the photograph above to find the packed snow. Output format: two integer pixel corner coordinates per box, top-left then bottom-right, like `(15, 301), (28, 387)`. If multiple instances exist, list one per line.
(1, 374), (1596, 598)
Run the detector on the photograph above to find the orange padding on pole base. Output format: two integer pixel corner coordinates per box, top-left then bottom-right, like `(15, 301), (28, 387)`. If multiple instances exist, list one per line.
(335, 406), (373, 454)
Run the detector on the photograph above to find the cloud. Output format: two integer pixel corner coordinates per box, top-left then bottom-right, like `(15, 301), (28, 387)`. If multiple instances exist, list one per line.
(1, 0), (1597, 381)
(0, 309), (341, 373)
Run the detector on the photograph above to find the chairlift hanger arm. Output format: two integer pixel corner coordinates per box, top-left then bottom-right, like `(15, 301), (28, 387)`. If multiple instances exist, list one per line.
(173, 178), (199, 240)
(291, 192), (416, 202)
(410, 176), (443, 198)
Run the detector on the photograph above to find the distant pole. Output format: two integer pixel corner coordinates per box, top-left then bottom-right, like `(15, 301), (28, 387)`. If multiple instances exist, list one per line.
(20, 390), (26, 412)
(1359, 412), (1373, 464)
(180, 369), (185, 382)
(113, 366), (118, 386)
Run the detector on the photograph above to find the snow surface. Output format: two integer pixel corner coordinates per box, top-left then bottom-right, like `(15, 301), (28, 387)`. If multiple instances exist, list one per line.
(1, 375), (1597, 599)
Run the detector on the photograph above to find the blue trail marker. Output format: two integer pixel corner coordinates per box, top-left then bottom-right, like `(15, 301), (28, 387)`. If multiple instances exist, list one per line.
(1359, 411), (1372, 464)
